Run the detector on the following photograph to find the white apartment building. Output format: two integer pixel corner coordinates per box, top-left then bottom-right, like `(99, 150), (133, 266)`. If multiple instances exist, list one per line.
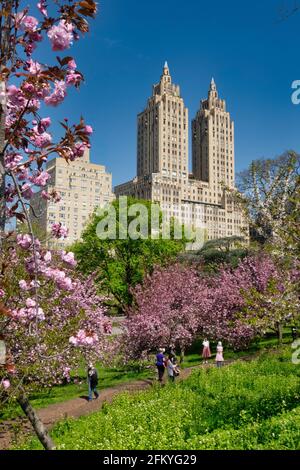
(31, 149), (114, 248)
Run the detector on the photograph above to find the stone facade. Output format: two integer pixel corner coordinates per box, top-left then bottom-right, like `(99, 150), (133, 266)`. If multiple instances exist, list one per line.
(115, 63), (248, 243)
(31, 149), (114, 248)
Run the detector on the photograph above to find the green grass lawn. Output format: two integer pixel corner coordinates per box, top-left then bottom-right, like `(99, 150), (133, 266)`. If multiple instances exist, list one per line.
(1, 328), (294, 422)
(17, 346), (300, 450)
(0, 366), (154, 422)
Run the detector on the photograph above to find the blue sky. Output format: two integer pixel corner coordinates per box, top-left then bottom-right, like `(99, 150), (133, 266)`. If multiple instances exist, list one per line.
(41, 0), (300, 186)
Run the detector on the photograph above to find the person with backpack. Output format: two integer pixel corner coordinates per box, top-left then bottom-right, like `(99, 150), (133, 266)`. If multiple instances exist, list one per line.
(156, 348), (166, 383)
(166, 355), (176, 382)
(166, 353), (180, 382)
(87, 363), (99, 401)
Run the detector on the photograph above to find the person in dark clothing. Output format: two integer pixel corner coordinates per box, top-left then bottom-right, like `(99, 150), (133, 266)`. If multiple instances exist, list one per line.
(87, 363), (99, 401)
(156, 348), (166, 383)
(292, 327), (298, 341)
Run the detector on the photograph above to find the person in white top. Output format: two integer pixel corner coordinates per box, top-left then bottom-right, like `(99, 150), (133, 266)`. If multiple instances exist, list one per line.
(166, 356), (177, 382)
(202, 338), (211, 364)
(216, 341), (224, 368)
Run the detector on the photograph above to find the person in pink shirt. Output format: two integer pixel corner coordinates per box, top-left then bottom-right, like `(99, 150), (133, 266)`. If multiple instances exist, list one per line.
(216, 341), (224, 368)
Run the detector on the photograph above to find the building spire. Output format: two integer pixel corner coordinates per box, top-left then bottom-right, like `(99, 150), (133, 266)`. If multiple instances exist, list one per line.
(163, 60), (169, 75)
(210, 77), (216, 91)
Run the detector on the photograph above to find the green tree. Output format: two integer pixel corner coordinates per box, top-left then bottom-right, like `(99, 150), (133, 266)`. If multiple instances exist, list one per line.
(179, 236), (248, 272)
(197, 236), (248, 271)
(72, 197), (186, 311)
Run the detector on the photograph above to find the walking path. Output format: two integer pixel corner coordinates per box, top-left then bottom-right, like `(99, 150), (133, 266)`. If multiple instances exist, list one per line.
(0, 353), (258, 449)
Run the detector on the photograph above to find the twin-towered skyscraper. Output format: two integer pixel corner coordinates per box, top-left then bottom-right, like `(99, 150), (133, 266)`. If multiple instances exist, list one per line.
(115, 63), (247, 241)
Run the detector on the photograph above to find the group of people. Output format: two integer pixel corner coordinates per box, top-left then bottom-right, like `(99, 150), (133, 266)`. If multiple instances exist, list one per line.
(156, 340), (225, 383)
(202, 339), (224, 367)
(155, 346), (180, 383)
(87, 340), (225, 399)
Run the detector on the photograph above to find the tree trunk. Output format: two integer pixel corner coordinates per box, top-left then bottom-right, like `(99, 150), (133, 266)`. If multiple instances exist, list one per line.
(180, 347), (185, 364)
(17, 389), (55, 450)
(277, 322), (283, 345)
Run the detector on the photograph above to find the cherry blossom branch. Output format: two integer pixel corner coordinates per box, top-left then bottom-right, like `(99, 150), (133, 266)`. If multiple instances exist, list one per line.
(8, 170), (40, 332)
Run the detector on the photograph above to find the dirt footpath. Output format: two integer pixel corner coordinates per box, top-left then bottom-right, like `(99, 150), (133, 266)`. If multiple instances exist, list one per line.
(0, 354), (257, 450)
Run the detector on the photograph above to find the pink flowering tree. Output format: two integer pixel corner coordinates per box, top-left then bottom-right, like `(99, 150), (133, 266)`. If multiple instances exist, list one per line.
(121, 262), (256, 362)
(0, 243), (112, 449)
(121, 264), (202, 363)
(121, 256), (300, 362)
(0, 0), (99, 449)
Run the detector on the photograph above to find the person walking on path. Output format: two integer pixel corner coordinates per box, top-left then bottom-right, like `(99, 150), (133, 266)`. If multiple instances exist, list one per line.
(87, 363), (99, 401)
(156, 348), (166, 383)
(166, 355), (176, 382)
(215, 341), (224, 368)
(202, 338), (211, 364)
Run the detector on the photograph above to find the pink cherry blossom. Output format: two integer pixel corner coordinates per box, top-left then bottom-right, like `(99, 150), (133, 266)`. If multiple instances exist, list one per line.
(47, 20), (73, 51)
(21, 183), (34, 199)
(20, 15), (38, 33)
(41, 190), (51, 200)
(62, 367), (71, 381)
(1, 379), (10, 390)
(5, 152), (23, 170)
(66, 71), (82, 86)
(19, 280), (29, 290)
(30, 280), (41, 289)
(43, 251), (52, 263)
(26, 298), (36, 308)
(44, 80), (67, 107)
(17, 234), (32, 249)
(70, 141), (88, 160)
(23, 83), (36, 95)
(32, 131), (52, 148)
(7, 85), (26, 109)
(37, 1), (48, 17)
(61, 251), (76, 267)
(84, 125), (93, 135)
(29, 170), (51, 186)
(26, 58), (41, 74)
(57, 275), (73, 291)
(51, 223), (69, 239)
(69, 329), (99, 347)
(40, 117), (51, 130)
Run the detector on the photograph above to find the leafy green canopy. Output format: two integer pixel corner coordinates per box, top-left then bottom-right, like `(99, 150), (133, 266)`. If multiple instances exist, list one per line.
(72, 198), (186, 310)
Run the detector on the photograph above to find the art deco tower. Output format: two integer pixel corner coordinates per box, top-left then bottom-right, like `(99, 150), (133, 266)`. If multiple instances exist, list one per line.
(137, 62), (189, 180)
(115, 66), (248, 243)
(192, 78), (235, 205)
